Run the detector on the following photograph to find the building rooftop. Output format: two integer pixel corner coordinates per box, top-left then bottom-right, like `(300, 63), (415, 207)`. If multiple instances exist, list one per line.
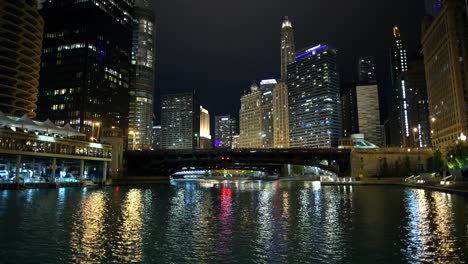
(0, 111), (85, 138)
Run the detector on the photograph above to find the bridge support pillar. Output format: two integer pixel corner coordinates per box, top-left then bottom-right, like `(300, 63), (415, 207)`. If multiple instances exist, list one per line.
(51, 158), (57, 184)
(281, 164), (291, 177)
(15, 155), (21, 186)
(79, 160), (84, 184)
(102, 161), (108, 185)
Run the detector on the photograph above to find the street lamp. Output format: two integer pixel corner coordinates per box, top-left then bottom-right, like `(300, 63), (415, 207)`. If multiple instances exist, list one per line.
(460, 133), (467, 142)
(95, 122), (101, 142)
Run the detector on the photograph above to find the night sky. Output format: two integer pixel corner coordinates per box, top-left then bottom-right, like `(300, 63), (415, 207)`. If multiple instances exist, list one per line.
(153, 0), (426, 123)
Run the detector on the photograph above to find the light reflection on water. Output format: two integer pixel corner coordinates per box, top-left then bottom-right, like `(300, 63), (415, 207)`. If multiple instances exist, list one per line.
(0, 182), (467, 263)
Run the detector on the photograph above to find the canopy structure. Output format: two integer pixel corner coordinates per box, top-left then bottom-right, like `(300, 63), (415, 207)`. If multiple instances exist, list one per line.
(0, 111), (86, 138)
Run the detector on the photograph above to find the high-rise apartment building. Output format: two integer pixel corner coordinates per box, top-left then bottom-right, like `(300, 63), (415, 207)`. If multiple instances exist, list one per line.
(287, 44), (342, 148)
(397, 60), (431, 147)
(355, 84), (382, 146)
(152, 125), (161, 149)
(38, 0), (134, 137)
(128, 0), (155, 150)
(161, 92), (200, 150)
(199, 106), (212, 149)
(280, 16), (295, 81)
(422, 0), (468, 149)
(273, 82), (289, 148)
(390, 26), (409, 146)
(214, 115), (237, 148)
(260, 79), (276, 148)
(0, 0), (44, 118)
(239, 82), (262, 148)
(358, 57), (377, 83)
(341, 82), (359, 138)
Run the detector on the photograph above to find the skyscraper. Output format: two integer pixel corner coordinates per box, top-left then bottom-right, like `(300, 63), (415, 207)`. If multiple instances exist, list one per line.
(280, 16), (295, 81)
(390, 26), (409, 146)
(422, 0), (467, 149)
(0, 0), (44, 118)
(358, 57), (377, 83)
(260, 79), (276, 148)
(355, 84), (382, 145)
(152, 125), (161, 149)
(128, 0), (155, 150)
(287, 44), (342, 148)
(161, 92), (200, 150)
(273, 82), (289, 148)
(214, 115), (237, 148)
(199, 106), (212, 149)
(397, 60), (431, 147)
(239, 82), (262, 148)
(425, 0), (443, 16)
(38, 0), (134, 136)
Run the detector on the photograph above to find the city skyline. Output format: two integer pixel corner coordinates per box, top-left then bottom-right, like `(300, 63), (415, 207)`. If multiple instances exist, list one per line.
(153, 0), (425, 120)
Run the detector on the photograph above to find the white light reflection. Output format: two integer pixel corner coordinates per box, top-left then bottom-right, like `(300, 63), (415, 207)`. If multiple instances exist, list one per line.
(114, 189), (144, 262)
(70, 191), (107, 262)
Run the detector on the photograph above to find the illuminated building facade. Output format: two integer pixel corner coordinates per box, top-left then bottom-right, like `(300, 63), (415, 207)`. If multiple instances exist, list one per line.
(0, 0), (44, 118)
(422, 0), (468, 149)
(397, 61), (431, 147)
(199, 106), (212, 149)
(287, 44), (342, 148)
(152, 125), (161, 149)
(160, 92), (200, 150)
(260, 79), (276, 148)
(273, 82), (289, 148)
(38, 0), (134, 138)
(128, 0), (155, 150)
(214, 115), (237, 148)
(358, 56), (377, 83)
(390, 26), (409, 146)
(239, 82), (262, 148)
(280, 16), (295, 81)
(355, 84), (382, 146)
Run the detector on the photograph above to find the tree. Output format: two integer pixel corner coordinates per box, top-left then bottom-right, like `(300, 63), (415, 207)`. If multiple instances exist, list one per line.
(404, 156), (411, 177)
(447, 142), (468, 170)
(291, 165), (305, 176)
(380, 158), (389, 177)
(432, 150), (444, 174)
(394, 159), (401, 177)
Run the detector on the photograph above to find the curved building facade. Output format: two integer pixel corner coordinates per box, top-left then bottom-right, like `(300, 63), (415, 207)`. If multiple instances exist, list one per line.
(0, 0), (44, 118)
(129, 0), (156, 150)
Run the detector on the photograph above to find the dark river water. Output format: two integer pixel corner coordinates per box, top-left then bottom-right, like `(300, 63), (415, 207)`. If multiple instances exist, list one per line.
(0, 181), (468, 263)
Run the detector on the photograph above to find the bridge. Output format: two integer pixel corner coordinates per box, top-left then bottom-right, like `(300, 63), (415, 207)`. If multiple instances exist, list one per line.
(124, 148), (352, 178)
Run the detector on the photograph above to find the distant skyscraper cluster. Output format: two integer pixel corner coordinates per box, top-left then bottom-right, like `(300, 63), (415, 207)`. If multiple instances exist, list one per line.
(1, 0), (467, 152)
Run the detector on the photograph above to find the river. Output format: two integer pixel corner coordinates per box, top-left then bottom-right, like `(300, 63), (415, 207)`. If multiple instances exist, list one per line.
(0, 181), (467, 263)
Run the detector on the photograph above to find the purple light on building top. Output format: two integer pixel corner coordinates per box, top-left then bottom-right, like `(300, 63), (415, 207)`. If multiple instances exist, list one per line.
(215, 140), (221, 147)
(295, 44), (328, 61)
(260, 79), (277, 85)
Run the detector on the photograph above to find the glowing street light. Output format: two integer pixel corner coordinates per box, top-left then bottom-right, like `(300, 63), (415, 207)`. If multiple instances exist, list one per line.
(460, 133), (467, 142)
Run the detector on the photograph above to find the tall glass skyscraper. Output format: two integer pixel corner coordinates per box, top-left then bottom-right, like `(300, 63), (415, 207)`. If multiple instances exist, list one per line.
(38, 0), (134, 139)
(390, 26), (409, 146)
(160, 92), (200, 150)
(260, 79), (276, 148)
(214, 115), (237, 148)
(128, 0), (155, 150)
(287, 44), (342, 148)
(358, 56), (377, 83)
(280, 16), (295, 81)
